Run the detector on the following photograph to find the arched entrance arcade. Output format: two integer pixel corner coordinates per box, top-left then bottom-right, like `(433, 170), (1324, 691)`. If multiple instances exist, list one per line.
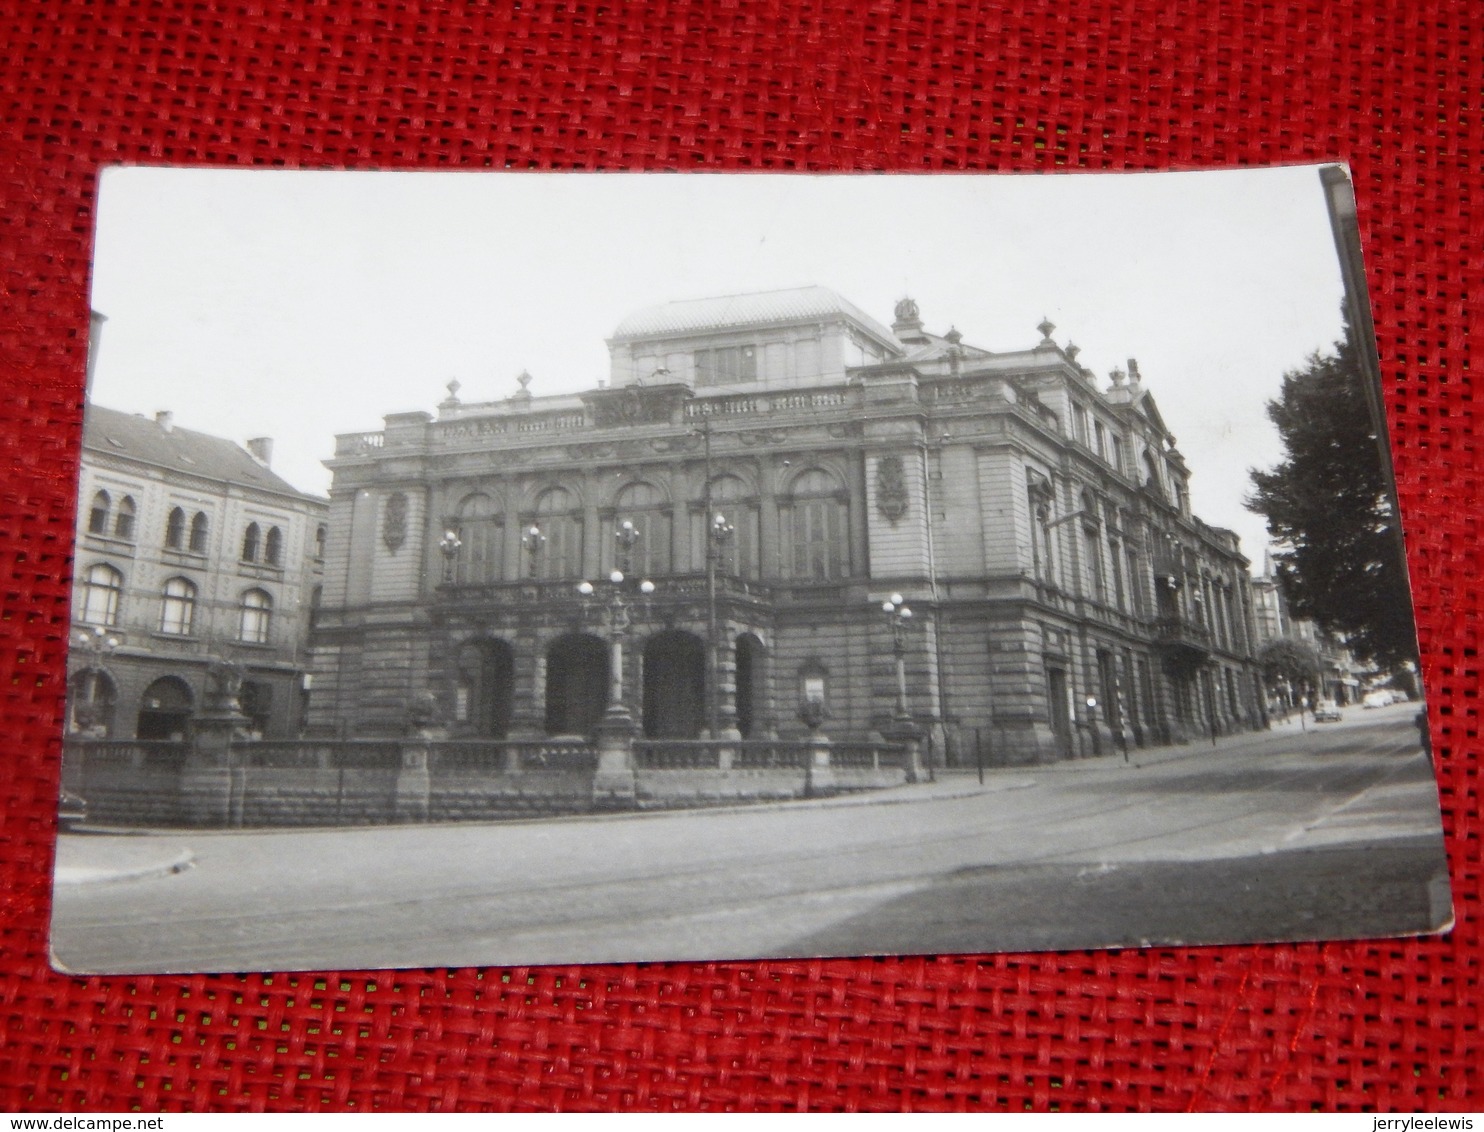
(642, 630), (705, 738)
(455, 638), (515, 738)
(68, 667), (118, 737)
(136, 676), (194, 740)
(544, 633), (608, 736)
(734, 632), (767, 738)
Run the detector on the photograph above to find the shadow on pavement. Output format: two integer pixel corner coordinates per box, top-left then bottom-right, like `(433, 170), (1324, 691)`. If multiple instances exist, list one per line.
(781, 835), (1451, 956)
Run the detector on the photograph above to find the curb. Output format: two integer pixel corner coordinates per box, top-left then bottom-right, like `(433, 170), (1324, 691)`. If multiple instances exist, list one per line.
(54, 848), (196, 886)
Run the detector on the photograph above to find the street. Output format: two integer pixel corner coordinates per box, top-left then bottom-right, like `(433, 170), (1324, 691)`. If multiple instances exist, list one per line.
(51, 702), (1452, 973)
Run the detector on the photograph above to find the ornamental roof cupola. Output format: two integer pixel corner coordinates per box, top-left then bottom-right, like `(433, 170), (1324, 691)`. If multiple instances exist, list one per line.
(892, 297), (930, 345)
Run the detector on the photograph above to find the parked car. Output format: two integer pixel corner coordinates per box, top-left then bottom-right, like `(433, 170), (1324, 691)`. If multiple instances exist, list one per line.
(1362, 690), (1395, 708)
(1312, 703), (1343, 723)
(58, 789), (88, 832)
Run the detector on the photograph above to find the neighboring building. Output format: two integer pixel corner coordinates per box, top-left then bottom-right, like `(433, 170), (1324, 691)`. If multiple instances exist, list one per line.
(1251, 553), (1364, 706)
(68, 405), (328, 739)
(311, 287), (1263, 764)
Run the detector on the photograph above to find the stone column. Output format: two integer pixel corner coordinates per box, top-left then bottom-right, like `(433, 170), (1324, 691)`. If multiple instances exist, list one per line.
(181, 690), (250, 828)
(805, 733), (834, 796)
(882, 718), (925, 784)
(395, 738), (431, 823)
(509, 629), (545, 736)
(714, 624), (741, 740)
(591, 711), (636, 809)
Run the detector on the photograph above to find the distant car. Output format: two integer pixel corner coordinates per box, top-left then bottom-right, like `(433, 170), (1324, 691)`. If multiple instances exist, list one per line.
(1312, 703), (1343, 723)
(58, 789), (88, 831)
(1362, 690), (1394, 708)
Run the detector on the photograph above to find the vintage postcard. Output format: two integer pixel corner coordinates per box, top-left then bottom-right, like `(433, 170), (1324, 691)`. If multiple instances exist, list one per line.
(52, 166), (1450, 973)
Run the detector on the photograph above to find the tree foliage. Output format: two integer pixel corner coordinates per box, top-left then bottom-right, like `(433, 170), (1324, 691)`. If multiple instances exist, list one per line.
(1257, 638), (1323, 691)
(1247, 325), (1417, 668)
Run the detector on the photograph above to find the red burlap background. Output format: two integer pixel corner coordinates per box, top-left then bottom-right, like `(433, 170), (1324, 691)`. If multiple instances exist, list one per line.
(1, 0), (1479, 1112)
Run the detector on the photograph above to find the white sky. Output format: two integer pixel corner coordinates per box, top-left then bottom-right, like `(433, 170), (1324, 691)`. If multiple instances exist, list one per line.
(88, 166), (1349, 567)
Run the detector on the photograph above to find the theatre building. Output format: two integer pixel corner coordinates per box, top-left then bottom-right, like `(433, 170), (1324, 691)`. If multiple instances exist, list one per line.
(311, 287), (1263, 764)
(68, 405), (328, 741)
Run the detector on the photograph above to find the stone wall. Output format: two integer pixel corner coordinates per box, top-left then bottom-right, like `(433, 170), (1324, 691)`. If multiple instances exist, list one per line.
(63, 735), (913, 828)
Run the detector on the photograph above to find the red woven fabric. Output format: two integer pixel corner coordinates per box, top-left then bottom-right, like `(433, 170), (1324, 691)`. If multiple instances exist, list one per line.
(2, 0), (1479, 1112)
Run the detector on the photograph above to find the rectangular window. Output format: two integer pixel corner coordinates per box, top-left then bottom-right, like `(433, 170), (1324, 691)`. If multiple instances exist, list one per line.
(695, 345), (758, 387)
(793, 500), (845, 580)
(1072, 404), (1089, 445)
(1083, 526), (1105, 601)
(160, 582), (196, 636)
(1127, 549), (1144, 615)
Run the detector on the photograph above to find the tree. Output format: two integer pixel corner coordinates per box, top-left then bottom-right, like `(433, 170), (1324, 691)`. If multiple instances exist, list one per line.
(1257, 638), (1322, 694)
(1247, 324), (1417, 668)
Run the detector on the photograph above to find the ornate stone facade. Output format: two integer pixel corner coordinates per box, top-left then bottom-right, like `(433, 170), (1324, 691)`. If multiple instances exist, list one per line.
(311, 287), (1263, 765)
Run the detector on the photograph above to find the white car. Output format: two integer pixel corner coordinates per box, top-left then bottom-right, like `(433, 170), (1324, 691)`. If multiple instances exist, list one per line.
(1362, 690), (1394, 708)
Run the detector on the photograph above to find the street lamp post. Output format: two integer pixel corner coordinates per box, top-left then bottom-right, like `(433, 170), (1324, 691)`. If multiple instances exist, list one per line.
(521, 523), (546, 578)
(706, 510), (734, 737)
(579, 524), (655, 729)
(438, 527), (462, 584)
(881, 593), (914, 724)
(879, 593), (927, 783)
(72, 625), (119, 735)
(1084, 695), (1102, 757)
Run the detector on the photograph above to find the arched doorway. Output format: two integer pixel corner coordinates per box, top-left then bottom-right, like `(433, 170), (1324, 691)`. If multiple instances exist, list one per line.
(136, 676), (194, 740)
(734, 633), (766, 738)
(545, 633), (607, 736)
(68, 668), (117, 737)
(642, 630), (705, 738)
(456, 638), (514, 738)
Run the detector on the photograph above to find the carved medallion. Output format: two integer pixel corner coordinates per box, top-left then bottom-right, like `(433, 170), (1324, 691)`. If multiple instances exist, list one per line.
(383, 491), (408, 553)
(876, 455), (909, 522)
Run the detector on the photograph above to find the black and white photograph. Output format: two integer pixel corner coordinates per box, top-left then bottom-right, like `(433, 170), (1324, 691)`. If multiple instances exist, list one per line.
(52, 166), (1451, 974)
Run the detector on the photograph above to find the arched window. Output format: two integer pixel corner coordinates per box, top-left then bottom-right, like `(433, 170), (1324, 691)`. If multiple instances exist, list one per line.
(165, 507), (186, 549)
(68, 667), (117, 737)
(241, 522), (260, 562)
(189, 511), (210, 554)
(159, 577), (197, 636)
(78, 563), (123, 627)
(264, 526), (283, 566)
(612, 481), (670, 577)
(87, 490), (111, 535)
(239, 588), (273, 644)
(531, 486), (581, 580)
(313, 524), (327, 560)
(1142, 450), (1164, 498)
(708, 474), (758, 578)
(787, 468), (849, 581)
(453, 492), (504, 584)
(113, 496), (136, 540)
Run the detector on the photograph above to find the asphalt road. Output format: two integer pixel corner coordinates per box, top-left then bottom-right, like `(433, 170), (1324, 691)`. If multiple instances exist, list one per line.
(50, 702), (1452, 973)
